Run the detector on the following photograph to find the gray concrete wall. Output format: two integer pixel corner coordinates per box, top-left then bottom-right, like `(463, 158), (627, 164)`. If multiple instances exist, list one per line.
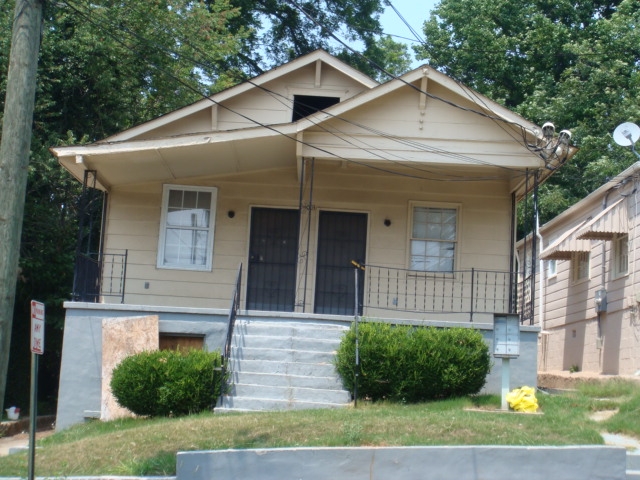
(177, 446), (626, 480)
(56, 303), (228, 431)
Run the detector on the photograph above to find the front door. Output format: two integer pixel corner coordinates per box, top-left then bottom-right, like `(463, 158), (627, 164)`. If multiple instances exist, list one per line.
(314, 211), (367, 315)
(246, 207), (299, 311)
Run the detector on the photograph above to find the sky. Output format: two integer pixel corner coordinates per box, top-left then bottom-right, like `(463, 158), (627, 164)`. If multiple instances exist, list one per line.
(379, 0), (439, 67)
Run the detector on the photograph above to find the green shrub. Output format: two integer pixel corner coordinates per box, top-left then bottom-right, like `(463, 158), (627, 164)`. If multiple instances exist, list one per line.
(335, 322), (491, 402)
(110, 349), (223, 417)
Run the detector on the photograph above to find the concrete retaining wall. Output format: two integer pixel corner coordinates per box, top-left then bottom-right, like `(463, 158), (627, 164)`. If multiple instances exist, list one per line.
(177, 446), (626, 480)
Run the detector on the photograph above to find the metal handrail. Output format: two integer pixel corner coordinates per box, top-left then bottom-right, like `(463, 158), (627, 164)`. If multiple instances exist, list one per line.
(219, 263), (243, 399)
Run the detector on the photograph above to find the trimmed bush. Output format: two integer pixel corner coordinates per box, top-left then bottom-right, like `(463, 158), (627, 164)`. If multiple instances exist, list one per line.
(335, 322), (491, 402)
(110, 349), (223, 417)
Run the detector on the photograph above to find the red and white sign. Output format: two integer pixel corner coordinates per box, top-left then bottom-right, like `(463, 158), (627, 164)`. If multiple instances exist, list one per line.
(30, 300), (45, 355)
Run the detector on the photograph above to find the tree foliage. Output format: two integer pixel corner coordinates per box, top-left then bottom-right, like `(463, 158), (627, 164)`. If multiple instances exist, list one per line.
(215, 0), (411, 80)
(416, 0), (640, 223)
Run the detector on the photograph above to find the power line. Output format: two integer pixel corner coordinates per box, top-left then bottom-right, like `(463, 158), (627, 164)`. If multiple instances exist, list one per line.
(248, 78), (523, 178)
(383, 0), (425, 45)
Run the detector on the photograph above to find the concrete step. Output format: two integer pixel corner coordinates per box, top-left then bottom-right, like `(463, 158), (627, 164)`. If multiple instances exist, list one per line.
(233, 334), (341, 352)
(230, 371), (345, 390)
(216, 395), (350, 413)
(229, 359), (338, 377)
(219, 318), (352, 413)
(228, 382), (351, 404)
(627, 470), (640, 479)
(234, 320), (348, 340)
(231, 346), (336, 364)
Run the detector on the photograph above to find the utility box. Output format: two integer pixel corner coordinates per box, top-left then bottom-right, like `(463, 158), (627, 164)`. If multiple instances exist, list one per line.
(493, 314), (520, 358)
(594, 289), (607, 313)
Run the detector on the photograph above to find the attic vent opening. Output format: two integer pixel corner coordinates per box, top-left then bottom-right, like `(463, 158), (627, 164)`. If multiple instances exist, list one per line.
(292, 95), (340, 121)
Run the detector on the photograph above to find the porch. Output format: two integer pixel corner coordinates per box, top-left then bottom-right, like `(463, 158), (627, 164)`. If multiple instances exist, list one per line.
(72, 252), (530, 324)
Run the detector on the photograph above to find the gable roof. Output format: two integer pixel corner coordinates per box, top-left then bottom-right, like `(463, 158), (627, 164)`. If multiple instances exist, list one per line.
(51, 50), (574, 195)
(105, 50), (378, 143)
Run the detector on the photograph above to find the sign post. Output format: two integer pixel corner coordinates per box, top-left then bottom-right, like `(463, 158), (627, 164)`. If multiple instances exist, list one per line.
(29, 300), (44, 480)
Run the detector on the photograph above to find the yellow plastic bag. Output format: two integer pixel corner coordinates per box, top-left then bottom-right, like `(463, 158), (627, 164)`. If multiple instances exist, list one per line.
(505, 386), (538, 413)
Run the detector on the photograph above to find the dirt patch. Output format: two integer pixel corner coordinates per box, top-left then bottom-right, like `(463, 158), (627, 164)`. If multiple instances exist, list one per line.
(589, 409), (618, 422)
(0, 429), (55, 456)
(0, 417), (55, 457)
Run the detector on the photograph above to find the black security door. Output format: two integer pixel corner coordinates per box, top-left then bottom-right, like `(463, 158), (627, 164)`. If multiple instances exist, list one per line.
(247, 208), (299, 311)
(314, 211), (367, 315)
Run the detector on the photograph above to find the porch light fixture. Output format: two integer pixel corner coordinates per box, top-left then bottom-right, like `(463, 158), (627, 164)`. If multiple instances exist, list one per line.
(530, 121), (573, 170)
(613, 122), (640, 160)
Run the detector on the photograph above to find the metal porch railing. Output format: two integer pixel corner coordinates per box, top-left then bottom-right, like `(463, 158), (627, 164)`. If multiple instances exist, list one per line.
(219, 263), (243, 399)
(360, 264), (521, 322)
(72, 251), (128, 303)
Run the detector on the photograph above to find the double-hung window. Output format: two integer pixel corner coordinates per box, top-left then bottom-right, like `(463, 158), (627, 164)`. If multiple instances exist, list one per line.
(571, 251), (590, 284)
(613, 233), (629, 278)
(410, 205), (458, 272)
(547, 259), (557, 278)
(157, 185), (217, 271)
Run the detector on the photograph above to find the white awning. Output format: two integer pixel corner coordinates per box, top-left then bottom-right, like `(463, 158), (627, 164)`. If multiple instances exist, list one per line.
(576, 197), (628, 240)
(539, 221), (591, 260)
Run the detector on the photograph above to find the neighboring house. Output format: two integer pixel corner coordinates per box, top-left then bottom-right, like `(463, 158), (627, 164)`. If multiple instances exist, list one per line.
(51, 50), (573, 430)
(522, 162), (640, 376)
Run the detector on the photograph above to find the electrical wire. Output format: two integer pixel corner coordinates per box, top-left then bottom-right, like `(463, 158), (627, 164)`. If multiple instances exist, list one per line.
(247, 78), (524, 179)
(285, 0), (573, 168)
(383, 0), (425, 45)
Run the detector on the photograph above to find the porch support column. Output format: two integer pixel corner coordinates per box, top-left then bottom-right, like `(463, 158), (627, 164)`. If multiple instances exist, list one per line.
(419, 69), (428, 130)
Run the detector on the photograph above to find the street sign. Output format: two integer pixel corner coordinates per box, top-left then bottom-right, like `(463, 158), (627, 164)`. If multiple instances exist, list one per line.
(30, 300), (45, 355)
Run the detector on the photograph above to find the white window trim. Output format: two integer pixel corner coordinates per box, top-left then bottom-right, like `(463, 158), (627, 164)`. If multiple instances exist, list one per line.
(613, 233), (629, 278)
(547, 259), (557, 279)
(157, 184), (218, 271)
(407, 201), (461, 273)
(571, 251), (590, 285)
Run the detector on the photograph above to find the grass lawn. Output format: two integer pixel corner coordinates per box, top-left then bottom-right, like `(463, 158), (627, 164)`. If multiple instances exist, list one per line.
(0, 379), (638, 477)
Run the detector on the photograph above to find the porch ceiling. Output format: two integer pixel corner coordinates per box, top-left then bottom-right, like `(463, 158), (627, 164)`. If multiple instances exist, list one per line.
(54, 123), (554, 194)
(56, 130), (298, 189)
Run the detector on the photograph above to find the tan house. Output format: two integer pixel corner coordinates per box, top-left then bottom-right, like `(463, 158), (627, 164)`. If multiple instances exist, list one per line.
(526, 161), (640, 375)
(51, 50), (571, 429)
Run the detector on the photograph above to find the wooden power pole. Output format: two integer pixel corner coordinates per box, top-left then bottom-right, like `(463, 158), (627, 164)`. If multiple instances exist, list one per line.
(0, 0), (44, 414)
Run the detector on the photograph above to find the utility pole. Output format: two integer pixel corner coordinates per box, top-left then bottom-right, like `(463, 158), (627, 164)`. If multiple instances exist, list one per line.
(0, 0), (44, 415)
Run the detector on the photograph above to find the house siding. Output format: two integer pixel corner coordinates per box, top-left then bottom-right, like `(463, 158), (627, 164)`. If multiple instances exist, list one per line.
(137, 63), (371, 140)
(103, 164), (513, 313)
(526, 169), (640, 375)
